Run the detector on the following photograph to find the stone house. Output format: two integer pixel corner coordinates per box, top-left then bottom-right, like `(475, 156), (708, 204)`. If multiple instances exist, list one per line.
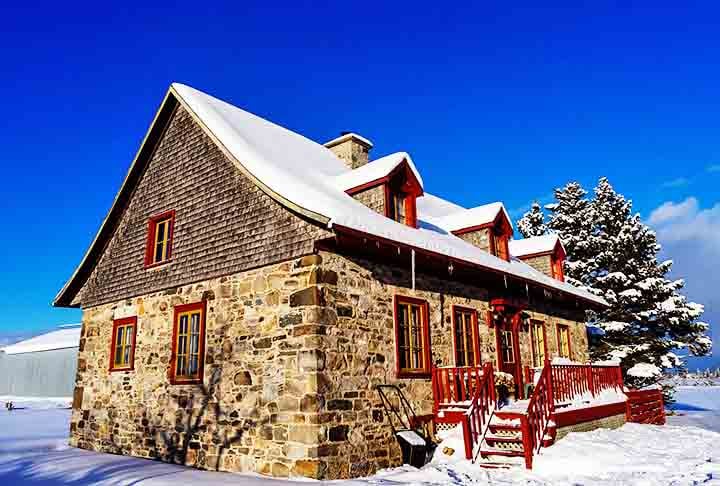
(55, 83), (607, 479)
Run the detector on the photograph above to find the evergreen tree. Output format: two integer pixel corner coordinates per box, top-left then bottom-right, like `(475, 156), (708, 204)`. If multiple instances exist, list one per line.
(517, 202), (548, 238)
(580, 178), (710, 388)
(545, 182), (595, 288)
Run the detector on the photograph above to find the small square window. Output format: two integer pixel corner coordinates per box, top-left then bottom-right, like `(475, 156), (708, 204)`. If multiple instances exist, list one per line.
(145, 210), (175, 267)
(110, 317), (137, 371)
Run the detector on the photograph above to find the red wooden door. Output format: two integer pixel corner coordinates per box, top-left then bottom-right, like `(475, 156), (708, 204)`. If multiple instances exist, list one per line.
(496, 323), (522, 395)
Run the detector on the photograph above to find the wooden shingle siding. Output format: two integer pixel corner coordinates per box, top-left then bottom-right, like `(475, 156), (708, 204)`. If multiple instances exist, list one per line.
(75, 106), (329, 308)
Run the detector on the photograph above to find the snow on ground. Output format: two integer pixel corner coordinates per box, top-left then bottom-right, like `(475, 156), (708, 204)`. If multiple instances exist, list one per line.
(667, 385), (720, 433)
(0, 393), (719, 485)
(0, 396), (71, 410)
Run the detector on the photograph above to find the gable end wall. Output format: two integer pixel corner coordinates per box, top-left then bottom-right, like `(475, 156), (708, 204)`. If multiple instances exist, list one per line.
(74, 105), (330, 308)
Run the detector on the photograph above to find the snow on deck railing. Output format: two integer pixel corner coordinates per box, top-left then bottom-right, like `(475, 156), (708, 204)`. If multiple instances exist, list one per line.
(551, 361), (624, 407)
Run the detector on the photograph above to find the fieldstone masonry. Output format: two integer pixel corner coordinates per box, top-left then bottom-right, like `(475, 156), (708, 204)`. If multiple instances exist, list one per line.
(521, 254), (553, 278)
(70, 250), (589, 479)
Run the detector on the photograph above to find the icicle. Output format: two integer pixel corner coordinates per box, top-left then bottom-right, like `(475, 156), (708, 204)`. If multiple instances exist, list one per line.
(504, 275), (508, 289)
(526, 283), (529, 298)
(411, 249), (416, 291)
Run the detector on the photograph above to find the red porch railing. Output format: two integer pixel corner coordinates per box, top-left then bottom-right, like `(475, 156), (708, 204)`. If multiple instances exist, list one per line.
(432, 365), (485, 414)
(432, 362), (496, 460)
(525, 361), (554, 458)
(626, 389), (665, 425)
(551, 362), (624, 406)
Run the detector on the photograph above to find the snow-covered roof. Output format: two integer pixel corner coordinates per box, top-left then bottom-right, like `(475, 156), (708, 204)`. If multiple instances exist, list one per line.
(510, 234), (565, 258)
(1, 325), (81, 355)
(54, 83), (607, 308)
(416, 193), (465, 219)
(428, 202), (512, 233)
(332, 152), (423, 192)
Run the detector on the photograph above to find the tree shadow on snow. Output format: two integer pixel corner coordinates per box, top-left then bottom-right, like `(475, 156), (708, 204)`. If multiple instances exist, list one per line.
(669, 402), (710, 412)
(0, 453), (185, 485)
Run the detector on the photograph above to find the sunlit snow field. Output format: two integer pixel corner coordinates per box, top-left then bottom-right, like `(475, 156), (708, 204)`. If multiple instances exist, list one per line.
(0, 388), (718, 485)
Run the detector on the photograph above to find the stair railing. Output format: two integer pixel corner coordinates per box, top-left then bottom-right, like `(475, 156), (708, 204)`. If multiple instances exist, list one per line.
(464, 362), (497, 461)
(525, 360), (554, 459)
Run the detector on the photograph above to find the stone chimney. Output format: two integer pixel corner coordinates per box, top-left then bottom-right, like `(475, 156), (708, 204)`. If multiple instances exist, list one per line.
(324, 132), (373, 169)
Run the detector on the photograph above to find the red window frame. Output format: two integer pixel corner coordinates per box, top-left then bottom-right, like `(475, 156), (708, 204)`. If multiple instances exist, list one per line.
(169, 301), (207, 385)
(393, 295), (432, 378)
(452, 305), (481, 367)
(490, 231), (510, 261)
(556, 323), (572, 360)
(144, 210), (176, 268)
(551, 255), (565, 282)
(109, 316), (137, 372)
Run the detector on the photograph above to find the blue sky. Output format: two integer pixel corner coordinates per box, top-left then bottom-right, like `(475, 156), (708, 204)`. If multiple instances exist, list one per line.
(1, 2), (718, 368)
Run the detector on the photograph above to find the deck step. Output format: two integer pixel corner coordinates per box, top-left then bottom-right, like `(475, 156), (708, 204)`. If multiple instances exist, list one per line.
(478, 462), (514, 469)
(488, 423), (521, 432)
(485, 434), (523, 444)
(480, 448), (525, 458)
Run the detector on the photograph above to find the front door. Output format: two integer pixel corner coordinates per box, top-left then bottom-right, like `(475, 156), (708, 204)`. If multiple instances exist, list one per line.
(496, 321), (522, 397)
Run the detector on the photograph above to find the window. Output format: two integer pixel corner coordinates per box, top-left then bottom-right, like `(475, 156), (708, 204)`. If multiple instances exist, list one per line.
(110, 317), (136, 371)
(557, 324), (571, 359)
(145, 210), (175, 267)
(394, 296), (431, 377)
(530, 320), (546, 367)
(389, 192), (407, 224)
(171, 301), (206, 384)
(492, 232), (509, 261)
(453, 307), (480, 367)
(500, 330), (515, 363)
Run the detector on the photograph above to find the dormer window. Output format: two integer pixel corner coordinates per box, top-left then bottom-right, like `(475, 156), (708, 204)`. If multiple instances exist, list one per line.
(337, 152), (423, 229)
(389, 192), (407, 224)
(551, 254), (565, 282)
(492, 231), (510, 261)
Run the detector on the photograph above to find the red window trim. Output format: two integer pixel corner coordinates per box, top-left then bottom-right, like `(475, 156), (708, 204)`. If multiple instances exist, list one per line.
(556, 323), (572, 360)
(393, 295), (432, 379)
(384, 186), (418, 228)
(451, 305), (481, 367)
(144, 210), (176, 268)
(530, 319), (548, 367)
(109, 316), (137, 372)
(169, 301), (207, 385)
(551, 255), (565, 282)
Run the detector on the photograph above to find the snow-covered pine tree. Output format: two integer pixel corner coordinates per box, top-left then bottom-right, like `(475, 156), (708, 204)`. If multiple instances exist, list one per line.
(583, 178), (711, 389)
(517, 202), (548, 238)
(545, 182), (595, 288)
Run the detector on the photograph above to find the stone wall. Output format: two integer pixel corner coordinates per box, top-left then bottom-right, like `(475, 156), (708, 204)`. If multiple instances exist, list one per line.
(326, 136), (371, 169)
(313, 250), (589, 478)
(457, 228), (491, 253)
(521, 254), (552, 278)
(70, 248), (590, 480)
(351, 186), (385, 216)
(70, 255), (336, 479)
(555, 413), (626, 440)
